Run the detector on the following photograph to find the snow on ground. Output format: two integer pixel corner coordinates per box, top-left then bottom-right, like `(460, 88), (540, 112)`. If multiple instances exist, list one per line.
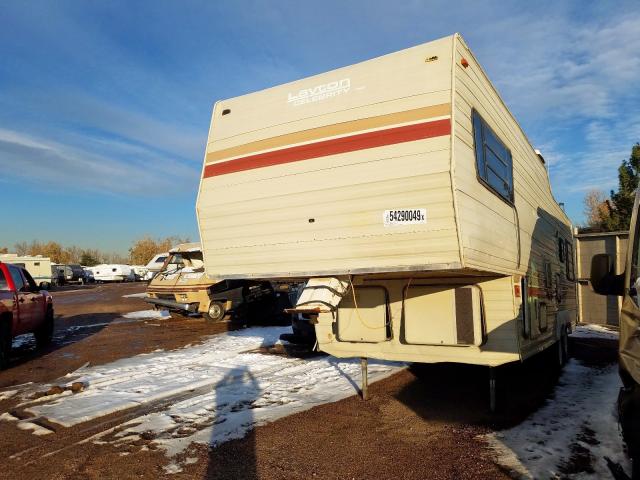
(0, 389), (18, 401)
(12, 333), (35, 349)
(570, 323), (619, 341)
(483, 327), (628, 479)
(122, 292), (148, 299)
(121, 309), (170, 320)
(12, 326), (402, 472)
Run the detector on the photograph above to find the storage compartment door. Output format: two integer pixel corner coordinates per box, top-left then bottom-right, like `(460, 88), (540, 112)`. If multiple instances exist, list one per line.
(337, 287), (389, 343)
(404, 285), (483, 346)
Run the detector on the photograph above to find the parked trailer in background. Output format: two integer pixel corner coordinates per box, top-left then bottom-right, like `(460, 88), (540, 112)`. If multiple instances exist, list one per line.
(88, 264), (134, 283)
(196, 34), (576, 404)
(0, 254), (54, 288)
(143, 253), (169, 281)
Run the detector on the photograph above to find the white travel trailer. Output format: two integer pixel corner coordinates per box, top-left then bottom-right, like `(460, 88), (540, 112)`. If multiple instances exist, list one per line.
(131, 265), (149, 281)
(143, 253), (169, 281)
(196, 34), (576, 391)
(0, 254), (53, 288)
(89, 264), (134, 283)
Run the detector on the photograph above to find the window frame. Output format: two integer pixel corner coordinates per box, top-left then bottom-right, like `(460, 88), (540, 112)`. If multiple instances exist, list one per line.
(471, 109), (515, 204)
(21, 268), (38, 291)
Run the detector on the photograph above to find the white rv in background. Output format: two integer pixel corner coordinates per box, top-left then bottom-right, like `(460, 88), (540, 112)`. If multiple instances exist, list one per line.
(0, 254), (53, 288)
(131, 265), (149, 281)
(143, 253), (169, 281)
(88, 264), (135, 282)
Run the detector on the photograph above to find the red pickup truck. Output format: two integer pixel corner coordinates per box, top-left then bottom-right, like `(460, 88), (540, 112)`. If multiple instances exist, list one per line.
(0, 261), (54, 369)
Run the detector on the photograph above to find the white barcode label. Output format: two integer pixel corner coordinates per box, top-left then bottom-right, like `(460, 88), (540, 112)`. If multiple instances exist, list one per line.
(383, 209), (426, 227)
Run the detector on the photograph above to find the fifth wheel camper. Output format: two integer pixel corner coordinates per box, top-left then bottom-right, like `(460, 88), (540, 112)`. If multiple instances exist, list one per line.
(196, 34), (576, 385)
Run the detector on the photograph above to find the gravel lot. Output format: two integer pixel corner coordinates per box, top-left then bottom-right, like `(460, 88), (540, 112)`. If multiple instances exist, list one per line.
(0, 283), (626, 479)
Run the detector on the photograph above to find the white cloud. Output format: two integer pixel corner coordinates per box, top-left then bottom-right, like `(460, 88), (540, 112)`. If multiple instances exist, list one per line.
(0, 127), (200, 196)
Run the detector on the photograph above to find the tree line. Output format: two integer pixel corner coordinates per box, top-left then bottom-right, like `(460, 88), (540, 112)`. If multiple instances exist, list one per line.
(583, 143), (640, 232)
(0, 236), (190, 266)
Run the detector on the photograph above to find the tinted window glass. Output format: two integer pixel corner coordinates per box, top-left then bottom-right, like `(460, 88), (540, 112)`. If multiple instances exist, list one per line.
(472, 110), (514, 202)
(21, 269), (37, 290)
(0, 269), (8, 290)
(8, 265), (25, 291)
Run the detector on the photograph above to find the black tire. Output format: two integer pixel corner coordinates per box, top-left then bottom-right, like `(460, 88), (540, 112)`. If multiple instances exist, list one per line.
(0, 320), (12, 370)
(203, 302), (226, 322)
(35, 307), (54, 349)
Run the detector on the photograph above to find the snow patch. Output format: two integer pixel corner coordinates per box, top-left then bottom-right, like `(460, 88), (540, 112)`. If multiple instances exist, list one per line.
(121, 310), (170, 320)
(122, 293), (148, 299)
(0, 390), (18, 401)
(16, 326), (403, 472)
(17, 420), (53, 436)
(570, 324), (619, 341)
(0, 412), (18, 422)
(163, 463), (183, 474)
(483, 360), (629, 479)
(12, 334), (34, 349)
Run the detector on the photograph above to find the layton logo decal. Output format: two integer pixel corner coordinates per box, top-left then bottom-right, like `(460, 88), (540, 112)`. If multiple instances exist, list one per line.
(287, 78), (351, 106)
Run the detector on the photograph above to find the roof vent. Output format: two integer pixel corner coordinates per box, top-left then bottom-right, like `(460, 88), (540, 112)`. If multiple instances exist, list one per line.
(534, 149), (546, 165)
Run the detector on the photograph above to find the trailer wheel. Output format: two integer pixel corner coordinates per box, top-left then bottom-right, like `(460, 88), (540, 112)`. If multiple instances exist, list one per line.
(35, 307), (54, 349)
(204, 302), (226, 322)
(0, 319), (12, 370)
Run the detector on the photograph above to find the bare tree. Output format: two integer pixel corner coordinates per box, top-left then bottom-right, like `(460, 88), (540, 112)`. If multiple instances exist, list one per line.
(128, 235), (190, 265)
(14, 241), (29, 256)
(583, 189), (610, 228)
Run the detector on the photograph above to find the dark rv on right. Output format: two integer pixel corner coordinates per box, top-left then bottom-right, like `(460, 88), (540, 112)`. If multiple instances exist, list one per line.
(591, 192), (640, 480)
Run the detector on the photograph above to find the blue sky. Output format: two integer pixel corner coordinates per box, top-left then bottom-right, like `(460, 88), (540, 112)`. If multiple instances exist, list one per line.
(1, 0), (639, 253)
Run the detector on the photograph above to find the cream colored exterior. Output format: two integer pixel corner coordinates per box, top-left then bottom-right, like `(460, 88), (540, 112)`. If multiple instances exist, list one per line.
(0, 254), (53, 287)
(196, 34), (576, 366)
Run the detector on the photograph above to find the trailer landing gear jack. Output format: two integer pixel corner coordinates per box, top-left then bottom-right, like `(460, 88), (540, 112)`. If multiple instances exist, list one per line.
(361, 357), (369, 400)
(489, 367), (497, 413)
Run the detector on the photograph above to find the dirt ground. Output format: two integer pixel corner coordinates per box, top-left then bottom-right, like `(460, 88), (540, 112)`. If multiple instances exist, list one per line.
(0, 283), (619, 480)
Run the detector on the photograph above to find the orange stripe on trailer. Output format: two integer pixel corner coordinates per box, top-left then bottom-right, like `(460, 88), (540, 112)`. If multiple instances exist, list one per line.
(205, 103), (451, 163)
(203, 118), (451, 178)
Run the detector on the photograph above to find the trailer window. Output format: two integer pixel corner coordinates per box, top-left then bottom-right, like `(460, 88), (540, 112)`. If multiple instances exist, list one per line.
(472, 110), (513, 202)
(565, 240), (575, 281)
(558, 237), (565, 262)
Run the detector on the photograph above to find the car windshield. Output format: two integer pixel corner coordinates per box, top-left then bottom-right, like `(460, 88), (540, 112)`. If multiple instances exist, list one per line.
(160, 252), (204, 274)
(181, 252), (204, 270)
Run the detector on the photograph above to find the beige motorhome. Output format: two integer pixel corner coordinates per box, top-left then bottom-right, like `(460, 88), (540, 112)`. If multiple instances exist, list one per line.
(0, 254), (53, 288)
(196, 34), (576, 374)
(145, 243), (226, 321)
